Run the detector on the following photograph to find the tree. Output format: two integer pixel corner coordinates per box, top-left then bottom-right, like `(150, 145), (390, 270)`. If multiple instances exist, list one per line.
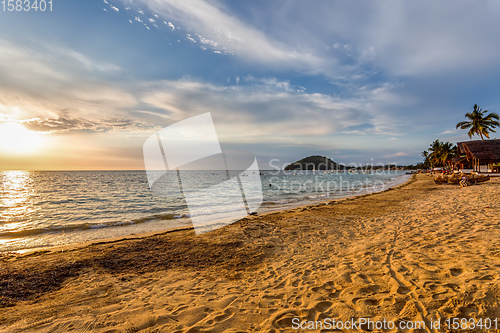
(456, 104), (500, 140)
(424, 140), (457, 168)
(428, 139), (442, 167)
(436, 141), (455, 167)
(421, 150), (430, 168)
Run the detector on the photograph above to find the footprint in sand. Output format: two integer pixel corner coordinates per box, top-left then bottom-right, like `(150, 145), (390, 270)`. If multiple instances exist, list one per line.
(397, 286), (411, 294)
(432, 292), (450, 300)
(357, 284), (381, 294)
(443, 283), (460, 292)
(313, 301), (333, 312)
(352, 297), (380, 307)
(303, 269), (312, 278)
(270, 310), (303, 328)
(459, 305), (479, 317)
(205, 307), (236, 326)
(311, 282), (332, 293)
(423, 281), (438, 290)
(382, 297), (396, 306)
(354, 273), (373, 284)
(213, 307), (235, 322)
(338, 272), (353, 283)
(363, 299), (379, 306)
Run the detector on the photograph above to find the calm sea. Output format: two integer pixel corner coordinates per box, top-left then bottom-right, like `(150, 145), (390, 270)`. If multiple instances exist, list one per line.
(0, 170), (409, 252)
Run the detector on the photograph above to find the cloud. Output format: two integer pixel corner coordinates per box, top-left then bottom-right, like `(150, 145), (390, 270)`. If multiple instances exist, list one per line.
(0, 39), (120, 92)
(0, 39), (373, 138)
(138, 78), (410, 144)
(351, 2), (493, 76)
(18, 116), (154, 133)
(0, 40), (70, 85)
(0, 35), (423, 148)
(93, 0), (500, 89)
(55, 48), (121, 72)
(308, 1), (500, 77)
(113, 0), (500, 87)
(0, 39), (154, 133)
(119, 0), (327, 73)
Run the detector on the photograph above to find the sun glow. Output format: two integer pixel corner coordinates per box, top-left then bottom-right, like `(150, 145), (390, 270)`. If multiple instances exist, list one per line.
(0, 122), (44, 154)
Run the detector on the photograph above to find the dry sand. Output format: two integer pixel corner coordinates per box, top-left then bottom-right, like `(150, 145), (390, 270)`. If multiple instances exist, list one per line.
(1, 174), (500, 332)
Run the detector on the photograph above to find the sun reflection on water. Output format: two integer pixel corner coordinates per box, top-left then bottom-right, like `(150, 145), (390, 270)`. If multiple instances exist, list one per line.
(0, 170), (36, 232)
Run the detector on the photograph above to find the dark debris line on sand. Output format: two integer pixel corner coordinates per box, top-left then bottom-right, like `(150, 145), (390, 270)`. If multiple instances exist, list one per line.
(0, 236), (268, 308)
(0, 260), (83, 307)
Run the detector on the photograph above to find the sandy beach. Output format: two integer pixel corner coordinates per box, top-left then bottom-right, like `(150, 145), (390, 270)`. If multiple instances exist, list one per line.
(1, 173), (500, 332)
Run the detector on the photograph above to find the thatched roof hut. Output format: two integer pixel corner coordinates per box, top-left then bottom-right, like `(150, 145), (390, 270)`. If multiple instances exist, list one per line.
(450, 156), (469, 170)
(457, 139), (500, 172)
(457, 139), (500, 162)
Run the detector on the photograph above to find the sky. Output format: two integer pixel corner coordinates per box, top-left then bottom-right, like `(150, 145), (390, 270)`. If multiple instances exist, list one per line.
(1, 0), (500, 170)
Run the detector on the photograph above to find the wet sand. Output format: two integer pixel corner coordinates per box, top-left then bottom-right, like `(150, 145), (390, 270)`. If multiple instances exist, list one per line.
(1, 174), (500, 332)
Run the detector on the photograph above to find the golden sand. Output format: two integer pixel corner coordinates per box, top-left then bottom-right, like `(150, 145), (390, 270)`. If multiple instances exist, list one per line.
(1, 174), (500, 332)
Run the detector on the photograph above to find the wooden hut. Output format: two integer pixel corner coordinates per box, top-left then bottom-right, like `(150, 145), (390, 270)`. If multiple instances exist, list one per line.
(450, 156), (469, 171)
(457, 139), (500, 173)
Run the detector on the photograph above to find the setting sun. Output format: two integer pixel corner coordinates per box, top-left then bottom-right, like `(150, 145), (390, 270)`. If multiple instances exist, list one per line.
(0, 122), (44, 154)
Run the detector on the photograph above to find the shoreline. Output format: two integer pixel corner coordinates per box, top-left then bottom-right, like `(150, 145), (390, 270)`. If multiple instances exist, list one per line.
(258, 172), (411, 214)
(5, 173), (413, 255)
(1, 173), (499, 332)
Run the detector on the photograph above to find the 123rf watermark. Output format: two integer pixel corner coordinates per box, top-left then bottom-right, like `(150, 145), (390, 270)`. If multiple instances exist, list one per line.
(1, 0), (52, 12)
(292, 317), (499, 331)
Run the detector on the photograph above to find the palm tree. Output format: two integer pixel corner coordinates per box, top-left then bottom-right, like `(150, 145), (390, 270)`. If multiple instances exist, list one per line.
(436, 142), (456, 167)
(428, 139), (442, 167)
(456, 104), (500, 140)
(425, 140), (457, 168)
(421, 150), (430, 168)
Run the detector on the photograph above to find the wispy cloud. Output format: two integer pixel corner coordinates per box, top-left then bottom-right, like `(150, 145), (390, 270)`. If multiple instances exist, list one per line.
(117, 0), (328, 73)
(0, 39), (150, 133)
(138, 78), (410, 143)
(55, 48), (121, 72)
(112, 0), (500, 85)
(0, 35), (419, 141)
(335, 1), (500, 76)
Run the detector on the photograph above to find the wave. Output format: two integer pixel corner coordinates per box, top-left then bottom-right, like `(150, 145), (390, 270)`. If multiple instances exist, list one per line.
(0, 202), (272, 238)
(0, 213), (189, 239)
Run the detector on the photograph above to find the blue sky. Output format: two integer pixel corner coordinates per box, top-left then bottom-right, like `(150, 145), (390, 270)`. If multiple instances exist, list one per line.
(1, 0), (500, 170)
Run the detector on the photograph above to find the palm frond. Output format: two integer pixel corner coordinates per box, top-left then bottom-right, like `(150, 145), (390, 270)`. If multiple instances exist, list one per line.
(457, 105), (499, 140)
(456, 121), (471, 129)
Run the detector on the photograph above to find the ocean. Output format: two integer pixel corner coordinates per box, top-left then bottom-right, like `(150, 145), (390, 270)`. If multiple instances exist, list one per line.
(0, 169), (409, 252)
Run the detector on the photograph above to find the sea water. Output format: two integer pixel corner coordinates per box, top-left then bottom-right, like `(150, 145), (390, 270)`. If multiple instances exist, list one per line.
(0, 169), (409, 252)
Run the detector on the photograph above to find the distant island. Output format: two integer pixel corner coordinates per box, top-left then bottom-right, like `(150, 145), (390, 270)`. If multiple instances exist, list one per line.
(284, 155), (339, 171)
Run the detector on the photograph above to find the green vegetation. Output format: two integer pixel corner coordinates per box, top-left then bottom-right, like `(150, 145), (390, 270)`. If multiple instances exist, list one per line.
(421, 140), (457, 169)
(285, 155), (339, 171)
(284, 156), (403, 171)
(417, 104), (500, 169)
(456, 104), (500, 140)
